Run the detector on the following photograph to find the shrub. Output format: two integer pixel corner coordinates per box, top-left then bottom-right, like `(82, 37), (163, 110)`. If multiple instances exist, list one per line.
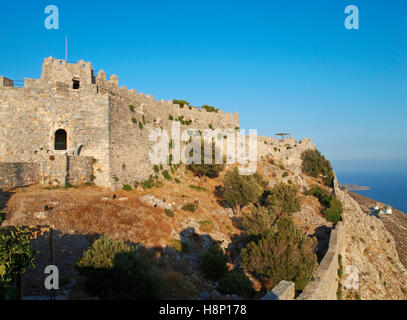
(161, 269), (198, 299)
(217, 272), (255, 298)
(221, 168), (265, 215)
(64, 183), (74, 189)
(172, 99), (190, 108)
(141, 176), (162, 189)
(129, 105), (135, 112)
(323, 197), (342, 223)
(189, 185), (207, 192)
(181, 203), (196, 212)
(201, 244), (228, 281)
(122, 184), (132, 191)
(169, 239), (190, 254)
(241, 207), (276, 237)
(138, 122), (143, 129)
(301, 149), (334, 186)
(201, 105), (219, 113)
(187, 139), (224, 179)
(0, 227), (37, 300)
(164, 209), (174, 217)
(242, 215), (317, 292)
(76, 237), (162, 299)
(153, 165), (159, 173)
(162, 170), (172, 180)
(306, 186), (342, 222)
(266, 183), (301, 215)
(174, 178), (180, 184)
(305, 186), (331, 207)
(131, 117), (137, 124)
(282, 171), (289, 178)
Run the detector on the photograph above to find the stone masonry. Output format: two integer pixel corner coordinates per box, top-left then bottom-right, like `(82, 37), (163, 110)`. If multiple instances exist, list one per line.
(0, 57), (314, 190)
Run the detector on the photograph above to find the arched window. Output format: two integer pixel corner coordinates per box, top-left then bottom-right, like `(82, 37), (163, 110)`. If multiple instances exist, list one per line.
(55, 129), (67, 150)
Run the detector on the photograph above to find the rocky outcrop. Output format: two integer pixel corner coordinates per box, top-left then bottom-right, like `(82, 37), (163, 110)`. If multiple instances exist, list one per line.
(334, 178), (407, 299)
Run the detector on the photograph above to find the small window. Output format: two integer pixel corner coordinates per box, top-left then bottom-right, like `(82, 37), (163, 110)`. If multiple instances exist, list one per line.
(55, 129), (67, 150)
(73, 78), (80, 90)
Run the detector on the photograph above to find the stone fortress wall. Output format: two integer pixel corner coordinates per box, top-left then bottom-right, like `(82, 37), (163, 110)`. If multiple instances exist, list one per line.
(0, 56), (316, 190)
(94, 70), (240, 188)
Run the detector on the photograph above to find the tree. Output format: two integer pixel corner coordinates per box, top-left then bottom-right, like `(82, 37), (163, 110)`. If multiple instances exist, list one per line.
(201, 244), (228, 281)
(221, 168), (265, 215)
(266, 183), (301, 215)
(301, 149), (334, 186)
(0, 227), (37, 300)
(242, 214), (317, 292)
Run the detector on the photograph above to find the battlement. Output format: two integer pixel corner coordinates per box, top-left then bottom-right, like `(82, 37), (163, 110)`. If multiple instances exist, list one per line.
(40, 56), (95, 87)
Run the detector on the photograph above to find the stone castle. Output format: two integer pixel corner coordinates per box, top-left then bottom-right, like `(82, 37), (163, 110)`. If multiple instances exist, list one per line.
(0, 57), (314, 190)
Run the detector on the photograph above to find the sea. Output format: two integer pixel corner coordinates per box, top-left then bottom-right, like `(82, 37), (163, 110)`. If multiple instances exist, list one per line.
(333, 160), (407, 214)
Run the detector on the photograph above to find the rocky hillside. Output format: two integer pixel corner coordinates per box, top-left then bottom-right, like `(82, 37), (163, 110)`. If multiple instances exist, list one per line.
(334, 181), (407, 299)
(1, 137), (406, 300)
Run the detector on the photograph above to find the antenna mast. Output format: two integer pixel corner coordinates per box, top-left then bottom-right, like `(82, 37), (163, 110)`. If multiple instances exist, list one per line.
(65, 35), (68, 61)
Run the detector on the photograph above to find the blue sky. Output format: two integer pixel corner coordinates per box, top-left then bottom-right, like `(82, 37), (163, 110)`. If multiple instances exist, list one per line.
(0, 0), (406, 172)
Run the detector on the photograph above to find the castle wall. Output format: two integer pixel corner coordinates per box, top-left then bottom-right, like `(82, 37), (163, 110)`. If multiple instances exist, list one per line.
(40, 57), (94, 85)
(97, 76), (240, 189)
(0, 162), (40, 188)
(0, 83), (111, 187)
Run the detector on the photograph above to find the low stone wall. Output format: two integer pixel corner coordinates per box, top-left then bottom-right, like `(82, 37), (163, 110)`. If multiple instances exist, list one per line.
(261, 281), (295, 300)
(0, 162), (40, 188)
(41, 154), (93, 186)
(296, 221), (345, 300)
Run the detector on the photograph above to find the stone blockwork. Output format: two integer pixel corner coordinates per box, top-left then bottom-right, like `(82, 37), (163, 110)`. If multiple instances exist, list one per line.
(0, 162), (40, 188)
(40, 154), (93, 187)
(296, 221), (345, 300)
(1, 56), (315, 190)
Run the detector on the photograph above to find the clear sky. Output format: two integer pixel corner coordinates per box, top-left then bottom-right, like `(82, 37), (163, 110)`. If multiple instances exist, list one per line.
(0, 0), (406, 171)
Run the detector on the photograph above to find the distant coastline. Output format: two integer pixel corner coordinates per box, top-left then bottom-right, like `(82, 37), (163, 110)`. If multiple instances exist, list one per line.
(338, 182), (370, 191)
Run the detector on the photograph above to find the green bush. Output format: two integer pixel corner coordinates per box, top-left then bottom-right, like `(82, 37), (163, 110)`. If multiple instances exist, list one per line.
(172, 99), (190, 108)
(305, 186), (331, 207)
(162, 170), (172, 180)
(76, 237), (162, 299)
(129, 105), (135, 112)
(323, 197), (342, 223)
(201, 105), (219, 113)
(153, 165), (159, 173)
(301, 149), (334, 186)
(181, 203), (196, 213)
(221, 168), (265, 215)
(266, 183), (301, 215)
(122, 184), (132, 191)
(306, 186), (342, 223)
(217, 272), (255, 298)
(164, 209), (174, 217)
(189, 185), (207, 192)
(0, 227), (37, 300)
(201, 244), (228, 281)
(242, 215), (317, 292)
(241, 207), (276, 238)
